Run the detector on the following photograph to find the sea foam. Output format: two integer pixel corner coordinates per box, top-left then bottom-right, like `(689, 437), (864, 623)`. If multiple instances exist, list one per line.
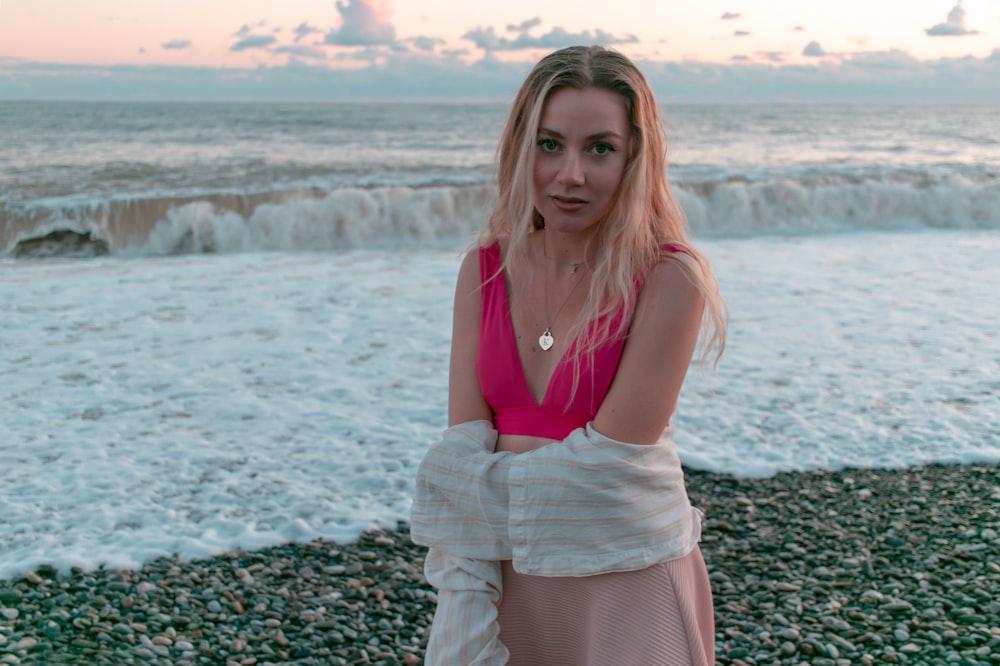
(1, 231), (997, 579)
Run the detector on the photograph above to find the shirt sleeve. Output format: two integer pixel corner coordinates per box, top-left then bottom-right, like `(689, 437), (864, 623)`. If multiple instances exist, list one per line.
(411, 421), (699, 575)
(412, 420), (702, 664)
(422, 548), (509, 665)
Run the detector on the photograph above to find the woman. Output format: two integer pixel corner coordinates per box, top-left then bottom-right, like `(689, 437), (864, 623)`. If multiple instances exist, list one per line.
(413, 45), (726, 665)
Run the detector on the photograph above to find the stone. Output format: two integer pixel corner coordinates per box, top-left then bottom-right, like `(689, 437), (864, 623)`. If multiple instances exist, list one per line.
(0, 466), (994, 666)
(823, 616), (853, 633)
(778, 627), (801, 640)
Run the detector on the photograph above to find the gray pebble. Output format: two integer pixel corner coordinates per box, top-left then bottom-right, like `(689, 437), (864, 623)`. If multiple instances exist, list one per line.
(2, 464), (996, 666)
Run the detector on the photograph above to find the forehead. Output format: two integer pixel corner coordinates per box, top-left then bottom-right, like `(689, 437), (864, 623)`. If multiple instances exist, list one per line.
(539, 87), (629, 135)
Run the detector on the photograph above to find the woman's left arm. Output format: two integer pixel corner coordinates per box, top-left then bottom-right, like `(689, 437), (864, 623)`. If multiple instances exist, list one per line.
(592, 259), (705, 445)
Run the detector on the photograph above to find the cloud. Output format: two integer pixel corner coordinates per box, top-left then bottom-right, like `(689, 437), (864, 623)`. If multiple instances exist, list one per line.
(324, 0), (397, 46)
(4, 48), (1000, 104)
(721, 12), (742, 20)
(461, 27), (503, 51)
(234, 21), (268, 38)
(757, 51), (785, 62)
(274, 45), (328, 60)
(161, 40), (192, 51)
(507, 18), (543, 33)
(925, 1), (980, 36)
(411, 36), (446, 52)
(230, 35), (278, 52)
(803, 41), (827, 57)
(462, 24), (638, 52)
(293, 22), (323, 43)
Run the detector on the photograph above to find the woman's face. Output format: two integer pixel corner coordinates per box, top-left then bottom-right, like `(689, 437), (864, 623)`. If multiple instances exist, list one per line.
(532, 86), (631, 237)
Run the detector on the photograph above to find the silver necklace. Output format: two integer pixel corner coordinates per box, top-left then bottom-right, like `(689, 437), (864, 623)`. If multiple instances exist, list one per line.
(543, 250), (584, 275)
(538, 240), (586, 352)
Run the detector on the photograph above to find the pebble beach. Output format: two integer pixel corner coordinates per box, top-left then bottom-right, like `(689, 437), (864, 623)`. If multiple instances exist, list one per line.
(2, 462), (997, 666)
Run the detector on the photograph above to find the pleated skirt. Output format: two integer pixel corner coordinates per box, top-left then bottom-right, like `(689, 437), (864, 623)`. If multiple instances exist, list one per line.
(497, 545), (715, 666)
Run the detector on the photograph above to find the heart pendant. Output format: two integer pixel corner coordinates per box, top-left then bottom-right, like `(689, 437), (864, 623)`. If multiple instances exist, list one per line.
(538, 329), (554, 351)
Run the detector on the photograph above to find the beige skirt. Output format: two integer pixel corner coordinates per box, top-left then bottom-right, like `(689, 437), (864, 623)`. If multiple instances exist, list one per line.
(497, 545), (715, 666)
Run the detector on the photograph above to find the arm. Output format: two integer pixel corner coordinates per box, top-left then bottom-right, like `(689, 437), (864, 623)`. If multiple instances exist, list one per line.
(427, 250), (507, 664)
(592, 258), (704, 445)
(423, 549), (507, 666)
(448, 249), (494, 426)
(412, 421), (699, 577)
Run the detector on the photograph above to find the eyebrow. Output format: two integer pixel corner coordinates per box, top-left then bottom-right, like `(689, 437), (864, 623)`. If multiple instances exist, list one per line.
(538, 128), (627, 142)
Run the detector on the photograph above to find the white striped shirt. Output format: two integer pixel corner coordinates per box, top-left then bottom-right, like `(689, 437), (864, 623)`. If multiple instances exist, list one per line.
(411, 420), (702, 664)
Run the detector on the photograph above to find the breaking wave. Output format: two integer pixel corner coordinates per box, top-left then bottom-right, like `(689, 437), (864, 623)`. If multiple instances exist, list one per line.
(3, 172), (999, 259)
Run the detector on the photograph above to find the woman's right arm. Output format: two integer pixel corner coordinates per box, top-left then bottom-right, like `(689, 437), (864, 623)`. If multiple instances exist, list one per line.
(427, 257), (506, 666)
(448, 249), (494, 426)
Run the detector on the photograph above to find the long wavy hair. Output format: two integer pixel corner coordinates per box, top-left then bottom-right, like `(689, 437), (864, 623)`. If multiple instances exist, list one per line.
(480, 45), (726, 367)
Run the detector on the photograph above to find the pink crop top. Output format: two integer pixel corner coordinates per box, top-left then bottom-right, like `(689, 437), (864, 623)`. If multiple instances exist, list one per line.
(475, 242), (628, 440)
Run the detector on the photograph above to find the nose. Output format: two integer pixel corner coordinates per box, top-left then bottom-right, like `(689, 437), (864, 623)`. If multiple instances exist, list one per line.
(556, 153), (584, 186)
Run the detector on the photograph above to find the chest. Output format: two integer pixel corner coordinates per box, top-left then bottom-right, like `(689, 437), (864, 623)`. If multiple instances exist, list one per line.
(507, 269), (591, 404)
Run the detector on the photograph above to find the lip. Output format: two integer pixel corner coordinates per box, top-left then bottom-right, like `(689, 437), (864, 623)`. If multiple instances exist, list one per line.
(550, 195), (588, 211)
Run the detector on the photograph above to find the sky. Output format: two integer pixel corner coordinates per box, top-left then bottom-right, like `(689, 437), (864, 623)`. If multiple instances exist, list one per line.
(1, 0), (998, 101)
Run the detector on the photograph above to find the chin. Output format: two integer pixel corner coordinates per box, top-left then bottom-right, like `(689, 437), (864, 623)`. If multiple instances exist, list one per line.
(543, 216), (600, 235)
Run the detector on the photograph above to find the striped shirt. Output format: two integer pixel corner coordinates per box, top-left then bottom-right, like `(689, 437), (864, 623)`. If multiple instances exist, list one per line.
(411, 420), (702, 665)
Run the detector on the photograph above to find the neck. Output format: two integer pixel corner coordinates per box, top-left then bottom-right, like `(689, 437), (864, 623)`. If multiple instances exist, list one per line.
(541, 229), (594, 273)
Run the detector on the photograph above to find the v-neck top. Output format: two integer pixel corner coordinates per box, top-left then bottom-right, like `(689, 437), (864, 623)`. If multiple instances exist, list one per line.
(476, 242), (628, 440)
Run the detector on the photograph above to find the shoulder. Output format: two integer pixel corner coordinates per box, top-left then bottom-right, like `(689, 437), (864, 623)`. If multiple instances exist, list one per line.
(626, 253), (705, 350)
(637, 255), (703, 319)
(456, 245), (484, 295)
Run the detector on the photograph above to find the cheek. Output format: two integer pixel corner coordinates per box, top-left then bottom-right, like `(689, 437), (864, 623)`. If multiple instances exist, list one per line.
(533, 161), (559, 196)
(533, 156), (554, 179)
(532, 166), (548, 208)
(600, 163), (628, 192)
(531, 166), (543, 197)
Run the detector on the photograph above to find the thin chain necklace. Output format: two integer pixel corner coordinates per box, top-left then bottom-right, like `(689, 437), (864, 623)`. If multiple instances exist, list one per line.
(538, 236), (586, 352)
(543, 248), (584, 274)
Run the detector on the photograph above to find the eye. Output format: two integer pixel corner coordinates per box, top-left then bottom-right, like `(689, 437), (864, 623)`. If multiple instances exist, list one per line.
(537, 138), (559, 152)
(590, 142), (615, 156)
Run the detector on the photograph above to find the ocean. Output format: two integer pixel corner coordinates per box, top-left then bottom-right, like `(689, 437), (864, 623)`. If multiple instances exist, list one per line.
(1, 101), (998, 579)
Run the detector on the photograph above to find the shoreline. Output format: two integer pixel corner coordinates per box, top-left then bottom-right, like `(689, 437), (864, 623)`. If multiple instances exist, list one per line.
(2, 462), (998, 665)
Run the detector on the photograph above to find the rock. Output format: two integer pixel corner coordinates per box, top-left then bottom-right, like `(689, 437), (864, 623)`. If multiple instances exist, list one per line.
(1, 466), (996, 666)
(823, 616), (853, 633)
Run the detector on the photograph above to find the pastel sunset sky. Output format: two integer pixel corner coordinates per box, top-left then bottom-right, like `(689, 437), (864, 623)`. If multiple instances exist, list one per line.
(1, 0), (998, 101)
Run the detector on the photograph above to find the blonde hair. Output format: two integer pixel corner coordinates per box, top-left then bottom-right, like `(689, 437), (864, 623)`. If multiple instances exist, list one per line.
(481, 45), (726, 367)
